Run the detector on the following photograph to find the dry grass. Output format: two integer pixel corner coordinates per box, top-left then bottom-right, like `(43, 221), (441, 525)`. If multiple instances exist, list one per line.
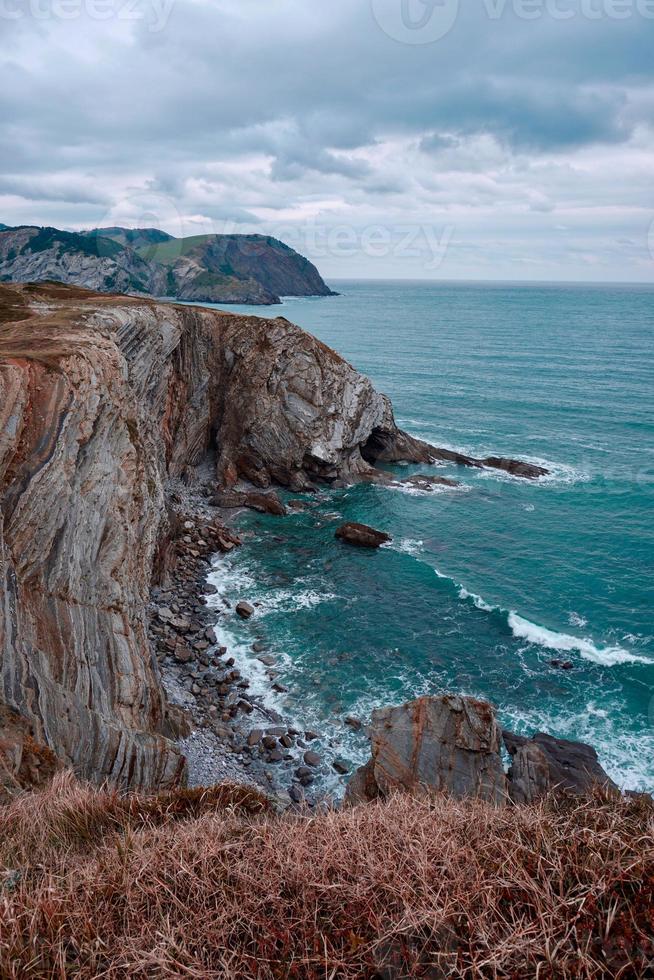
(0, 775), (652, 978)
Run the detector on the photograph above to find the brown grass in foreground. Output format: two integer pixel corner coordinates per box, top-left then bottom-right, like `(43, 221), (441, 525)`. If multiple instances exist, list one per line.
(0, 774), (652, 978)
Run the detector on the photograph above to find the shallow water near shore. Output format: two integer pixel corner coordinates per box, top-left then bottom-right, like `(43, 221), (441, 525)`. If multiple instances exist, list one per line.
(202, 280), (654, 792)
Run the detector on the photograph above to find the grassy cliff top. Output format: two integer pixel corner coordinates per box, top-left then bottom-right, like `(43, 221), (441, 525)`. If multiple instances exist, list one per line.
(1, 774), (652, 978)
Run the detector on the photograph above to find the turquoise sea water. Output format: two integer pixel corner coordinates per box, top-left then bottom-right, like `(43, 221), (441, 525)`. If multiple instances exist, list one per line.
(203, 281), (654, 792)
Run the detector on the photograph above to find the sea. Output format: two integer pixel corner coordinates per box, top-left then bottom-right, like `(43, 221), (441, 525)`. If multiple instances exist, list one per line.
(200, 280), (654, 793)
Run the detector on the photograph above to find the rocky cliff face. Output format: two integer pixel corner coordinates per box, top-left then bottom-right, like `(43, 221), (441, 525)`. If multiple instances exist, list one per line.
(0, 283), (433, 790)
(0, 227), (166, 297)
(149, 234), (337, 305)
(0, 226), (336, 306)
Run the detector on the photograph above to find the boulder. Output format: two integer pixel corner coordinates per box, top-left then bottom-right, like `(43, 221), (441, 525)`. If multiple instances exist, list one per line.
(504, 731), (618, 803)
(345, 695), (507, 805)
(211, 490), (287, 517)
(335, 522), (391, 549)
(236, 602), (255, 620)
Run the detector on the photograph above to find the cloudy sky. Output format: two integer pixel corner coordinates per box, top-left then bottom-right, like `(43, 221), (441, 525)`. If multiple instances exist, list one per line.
(2, 0), (653, 281)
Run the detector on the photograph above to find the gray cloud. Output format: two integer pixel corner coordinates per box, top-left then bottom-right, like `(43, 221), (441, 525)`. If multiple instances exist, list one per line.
(0, 0), (652, 280)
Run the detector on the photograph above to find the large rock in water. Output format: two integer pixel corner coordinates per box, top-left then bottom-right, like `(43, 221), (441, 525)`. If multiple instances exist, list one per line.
(346, 695), (508, 805)
(335, 522), (391, 548)
(346, 695), (618, 807)
(0, 283), (437, 789)
(504, 731), (618, 802)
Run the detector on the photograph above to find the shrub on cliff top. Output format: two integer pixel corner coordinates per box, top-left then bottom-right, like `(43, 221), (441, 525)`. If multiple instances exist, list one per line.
(0, 774), (652, 978)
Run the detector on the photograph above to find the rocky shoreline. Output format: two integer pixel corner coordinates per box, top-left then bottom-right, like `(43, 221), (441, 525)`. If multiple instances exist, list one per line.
(148, 474), (346, 807)
(147, 476), (632, 812)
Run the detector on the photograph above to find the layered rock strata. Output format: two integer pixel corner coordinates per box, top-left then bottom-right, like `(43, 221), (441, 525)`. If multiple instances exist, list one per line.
(0, 282), (457, 790)
(346, 695), (616, 805)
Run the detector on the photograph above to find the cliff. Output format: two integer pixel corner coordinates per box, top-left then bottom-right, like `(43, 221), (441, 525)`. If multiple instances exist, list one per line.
(0, 226), (336, 305)
(141, 232), (337, 304)
(0, 282), (433, 790)
(0, 226), (166, 297)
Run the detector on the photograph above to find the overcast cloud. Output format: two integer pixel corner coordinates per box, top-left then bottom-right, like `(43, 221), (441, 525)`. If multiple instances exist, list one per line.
(1, 0), (653, 281)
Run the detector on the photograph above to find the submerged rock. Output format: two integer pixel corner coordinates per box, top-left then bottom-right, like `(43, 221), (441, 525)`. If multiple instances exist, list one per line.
(399, 474), (460, 491)
(335, 522), (392, 548)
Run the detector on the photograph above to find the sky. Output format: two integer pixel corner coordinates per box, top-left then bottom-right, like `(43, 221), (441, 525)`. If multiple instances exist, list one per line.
(1, 0), (654, 282)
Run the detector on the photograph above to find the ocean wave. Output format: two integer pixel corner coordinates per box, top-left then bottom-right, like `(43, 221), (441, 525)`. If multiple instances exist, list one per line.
(425, 563), (650, 668)
(458, 586), (496, 613)
(507, 612), (653, 667)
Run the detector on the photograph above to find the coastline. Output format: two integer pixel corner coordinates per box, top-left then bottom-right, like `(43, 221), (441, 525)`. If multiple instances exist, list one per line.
(149, 471), (348, 806)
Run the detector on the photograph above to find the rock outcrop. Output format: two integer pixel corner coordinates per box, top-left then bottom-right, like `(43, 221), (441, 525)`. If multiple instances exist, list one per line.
(335, 522), (391, 548)
(0, 283), (437, 789)
(346, 695), (507, 804)
(346, 695), (616, 806)
(504, 731), (618, 803)
(211, 489), (287, 516)
(0, 704), (61, 803)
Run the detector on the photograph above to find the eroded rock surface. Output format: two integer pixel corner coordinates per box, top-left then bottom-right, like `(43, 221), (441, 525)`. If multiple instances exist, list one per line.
(346, 695), (617, 807)
(504, 731), (617, 803)
(0, 705), (61, 803)
(346, 695), (507, 804)
(211, 489), (287, 516)
(0, 283), (432, 789)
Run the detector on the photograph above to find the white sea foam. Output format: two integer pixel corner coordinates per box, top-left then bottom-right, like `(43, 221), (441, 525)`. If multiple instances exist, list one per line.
(507, 612), (653, 666)
(427, 563), (649, 669)
(458, 586), (496, 613)
(381, 480), (468, 498)
(476, 456), (589, 487)
(387, 538), (424, 557)
(255, 587), (340, 615)
(568, 611), (588, 628)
